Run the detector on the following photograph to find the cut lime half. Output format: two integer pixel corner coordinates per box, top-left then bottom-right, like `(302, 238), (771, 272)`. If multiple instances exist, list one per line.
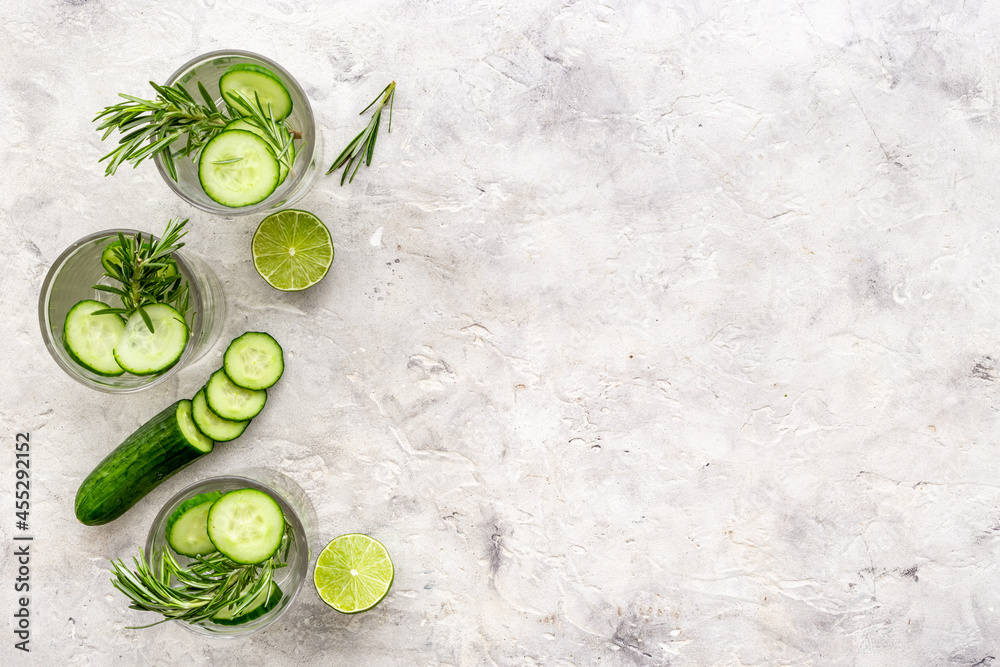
(252, 209), (333, 292)
(314, 533), (393, 614)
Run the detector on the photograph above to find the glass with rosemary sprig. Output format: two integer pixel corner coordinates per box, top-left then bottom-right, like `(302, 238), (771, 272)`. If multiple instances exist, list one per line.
(146, 50), (321, 215)
(38, 224), (226, 393)
(132, 474), (311, 637)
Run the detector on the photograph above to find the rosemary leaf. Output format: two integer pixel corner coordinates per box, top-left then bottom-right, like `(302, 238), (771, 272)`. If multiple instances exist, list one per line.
(94, 82), (230, 178)
(223, 90), (295, 173)
(111, 528), (292, 628)
(97, 218), (193, 333)
(92, 284), (127, 298)
(327, 81), (396, 185)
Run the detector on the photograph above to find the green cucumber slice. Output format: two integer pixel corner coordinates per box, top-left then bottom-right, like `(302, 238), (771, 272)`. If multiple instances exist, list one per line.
(220, 64), (293, 121)
(113, 304), (189, 375)
(199, 130), (280, 208)
(192, 388), (250, 442)
(207, 489), (285, 564)
(223, 332), (284, 390)
(160, 258), (179, 279)
(166, 491), (222, 557)
(63, 300), (126, 376)
(177, 399), (214, 452)
(223, 119), (295, 186)
(100, 240), (149, 275)
(205, 368), (267, 420)
(101, 241), (126, 274)
(212, 582), (282, 625)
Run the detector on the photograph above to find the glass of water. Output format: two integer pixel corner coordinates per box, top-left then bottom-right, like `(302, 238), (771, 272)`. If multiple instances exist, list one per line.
(153, 50), (321, 215)
(38, 229), (225, 393)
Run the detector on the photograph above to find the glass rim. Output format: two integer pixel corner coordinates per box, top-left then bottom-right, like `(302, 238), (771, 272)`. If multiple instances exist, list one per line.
(144, 474), (310, 638)
(152, 49), (317, 216)
(37, 228), (204, 394)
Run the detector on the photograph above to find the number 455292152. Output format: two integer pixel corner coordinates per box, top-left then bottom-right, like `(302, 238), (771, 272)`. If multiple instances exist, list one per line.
(15, 433), (29, 530)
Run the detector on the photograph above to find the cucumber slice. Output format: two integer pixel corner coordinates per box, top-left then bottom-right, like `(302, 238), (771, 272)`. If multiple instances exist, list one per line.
(113, 304), (189, 375)
(101, 241), (126, 274)
(205, 368), (267, 420)
(166, 491), (222, 557)
(207, 489), (286, 564)
(220, 64), (293, 121)
(75, 400), (214, 526)
(177, 399), (214, 452)
(223, 332), (284, 390)
(212, 582), (282, 625)
(199, 130), (280, 207)
(224, 119), (295, 186)
(63, 300), (126, 376)
(192, 388), (250, 442)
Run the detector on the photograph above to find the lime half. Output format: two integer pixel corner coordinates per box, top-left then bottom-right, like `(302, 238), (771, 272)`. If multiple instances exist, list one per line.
(314, 534), (394, 614)
(252, 209), (333, 291)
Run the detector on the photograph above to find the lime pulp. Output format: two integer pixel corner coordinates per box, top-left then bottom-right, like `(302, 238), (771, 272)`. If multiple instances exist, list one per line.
(251, 209), (333, 292)
(313, 533), (393, 614)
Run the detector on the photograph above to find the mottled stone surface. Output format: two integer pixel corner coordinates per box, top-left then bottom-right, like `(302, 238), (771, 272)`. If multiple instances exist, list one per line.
(4, 0), (1000, 664)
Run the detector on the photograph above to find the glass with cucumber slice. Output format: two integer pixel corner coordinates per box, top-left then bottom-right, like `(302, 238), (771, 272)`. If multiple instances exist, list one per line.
(131, 475), (310, 636)
(39, 228), (226, 393)
(63, 224), (192, 379)
(151, 50), (320, 214)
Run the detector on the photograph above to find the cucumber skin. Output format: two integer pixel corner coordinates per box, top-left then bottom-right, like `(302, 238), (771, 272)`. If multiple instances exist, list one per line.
(198, 130), (281, 208)
(206, 369), (267, 421)
(224, 332), (285, 390)
(192, 388), (250, 442)
(62, 302), (125, 377)
(75, 401), (212, 526)
(165, 490), (223, 550)
(113, 304), (189, 376)
(213, 583), (283, 626)
(220, 66), (293, 120)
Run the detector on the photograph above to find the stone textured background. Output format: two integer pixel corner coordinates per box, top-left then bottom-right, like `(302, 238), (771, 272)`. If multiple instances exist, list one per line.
(3, 0), (1000, 664)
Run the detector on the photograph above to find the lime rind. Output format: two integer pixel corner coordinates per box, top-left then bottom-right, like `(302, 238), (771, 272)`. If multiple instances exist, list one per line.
(314, 533), (393, 614)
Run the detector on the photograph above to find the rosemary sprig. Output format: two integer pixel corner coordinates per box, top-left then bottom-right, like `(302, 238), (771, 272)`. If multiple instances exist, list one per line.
(95, 81), (301, 181)
(224, 90), (296, 172)
(110, 534), (290, 628)
(91, 218), (191, 333)
(94, 82), (230, 179)
(327, 81), (396, 185)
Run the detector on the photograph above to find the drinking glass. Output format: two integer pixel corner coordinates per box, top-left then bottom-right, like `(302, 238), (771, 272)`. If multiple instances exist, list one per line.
(38, 229), (225, 393)
(153, 50), (321, 215)
(144, 473), (313, 638)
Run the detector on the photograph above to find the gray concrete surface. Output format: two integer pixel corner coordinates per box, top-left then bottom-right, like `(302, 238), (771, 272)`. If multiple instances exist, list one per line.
(3, 0), (1000, 664)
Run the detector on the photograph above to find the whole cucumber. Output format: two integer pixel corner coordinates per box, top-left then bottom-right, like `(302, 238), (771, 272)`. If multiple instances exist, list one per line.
(75, 400), (214, 526)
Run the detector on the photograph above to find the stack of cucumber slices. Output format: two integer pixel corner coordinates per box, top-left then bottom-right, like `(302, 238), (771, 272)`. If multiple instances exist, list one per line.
(199, 65), (298, 208)
(191, 332), (284, 441)
(74, 332), (285, 526)
(165, 487), (288, 626)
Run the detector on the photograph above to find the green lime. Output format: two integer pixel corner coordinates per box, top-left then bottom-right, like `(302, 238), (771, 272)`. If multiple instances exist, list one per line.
(251, 209), (334, 291)
(313, 534), (394, 614)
